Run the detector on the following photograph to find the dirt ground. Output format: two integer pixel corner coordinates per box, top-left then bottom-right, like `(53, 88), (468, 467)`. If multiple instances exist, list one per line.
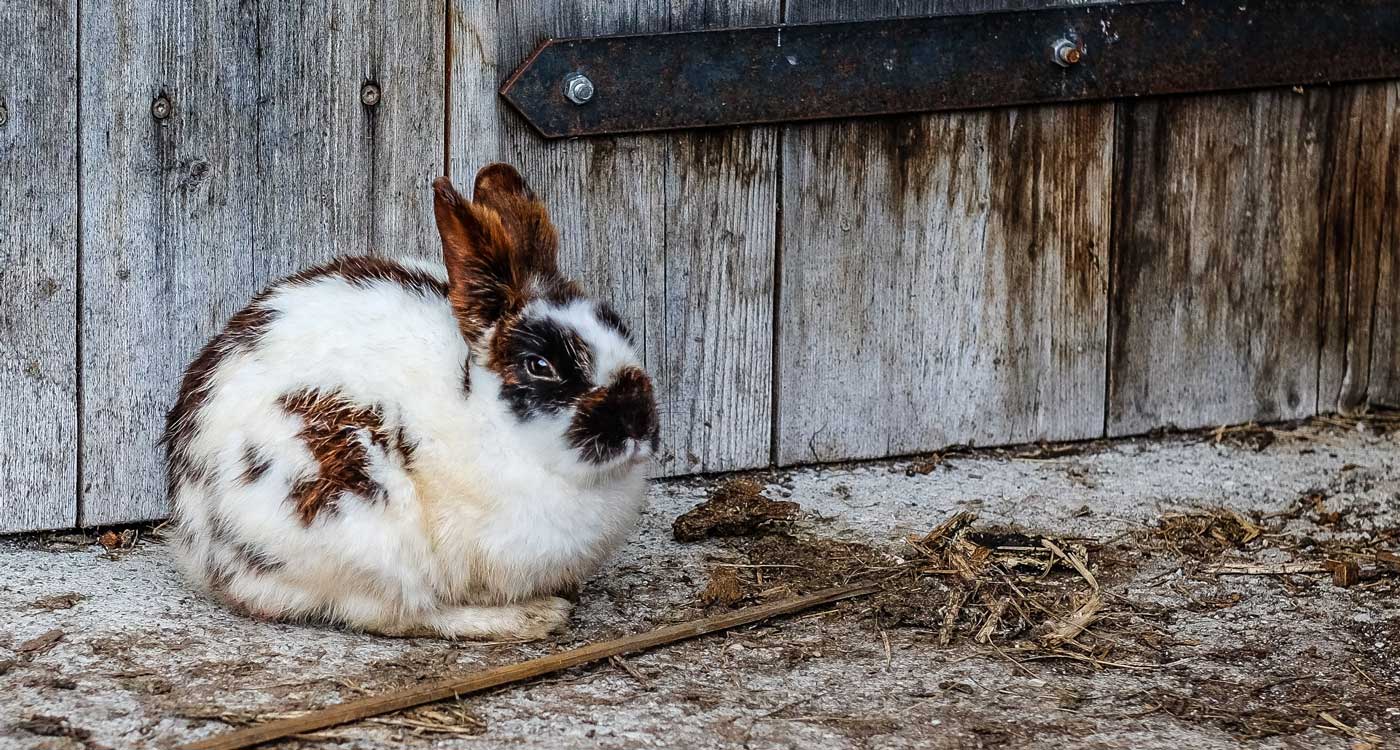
(3, 416), (1398, 750)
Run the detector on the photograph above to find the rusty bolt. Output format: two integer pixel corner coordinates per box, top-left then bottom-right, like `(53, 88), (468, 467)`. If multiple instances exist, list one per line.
(1053, 39), (1083, 67)
(151, 95), (173, 120)
(360, 81), (381, 107)
(563, 73), (594, 105)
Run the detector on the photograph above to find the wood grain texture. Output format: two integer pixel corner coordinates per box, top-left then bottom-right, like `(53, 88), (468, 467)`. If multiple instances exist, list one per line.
(776, 0), (1112, 464)
(0, 2), (79, 532)
(80, 1), (445, 526)
(79, 0), (261, 526)
(1362, 85), (1400, 408)
(1107, 91), (1332, 435)
(1318, 83), (1400, 413)
(452, 0), (779, 476)
(253, 1), (446, 281)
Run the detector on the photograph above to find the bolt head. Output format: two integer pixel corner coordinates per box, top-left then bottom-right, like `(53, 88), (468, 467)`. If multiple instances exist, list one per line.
(151, 95), (172, 120)
(563, 73), (594, 105)
(360, 82), (381, 107)
(1053, 40), (1083, 67)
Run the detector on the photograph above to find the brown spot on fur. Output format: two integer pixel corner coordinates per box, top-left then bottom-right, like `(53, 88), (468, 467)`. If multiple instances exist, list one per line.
(283, 256), (447, 298)
(396, 426), (418, 469)
(206, 513), (284, 574)
(234, 542), (285, 575)
(485, 312), (526, 387)
(278, 389), (399, 525)
(165, 257), (440, 505)
(240, 444), (271, 485)
(165, 299), (277, 499)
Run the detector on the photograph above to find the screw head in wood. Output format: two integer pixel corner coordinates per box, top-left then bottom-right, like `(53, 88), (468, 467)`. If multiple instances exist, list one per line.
(360, 82), (381, 107)
(563, 73), (595, 105)
(151, 95), (173, 120)
(1053, 39), (1083, 67)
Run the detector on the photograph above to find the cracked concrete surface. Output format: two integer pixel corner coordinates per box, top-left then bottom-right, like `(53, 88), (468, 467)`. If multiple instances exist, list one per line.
(2, 420), (1398, 749)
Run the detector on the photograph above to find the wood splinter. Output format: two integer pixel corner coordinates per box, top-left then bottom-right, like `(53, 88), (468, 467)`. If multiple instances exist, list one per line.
(179, 584), (877, 750)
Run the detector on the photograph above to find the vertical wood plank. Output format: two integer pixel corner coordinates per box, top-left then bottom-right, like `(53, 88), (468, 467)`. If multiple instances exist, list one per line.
(80, 0), (261, 526)
(80, 1), (445, 526)
(1318, 83), (1400, 412)
(777, 0), (1113, 464)
(660, 5), (778, 475)
(661, 131), (778, 471)
(0, 2), (78, 532)
(451, 0), (778, 476)
(1107, 91), (1331, 435)
(253, 0), (446, 282)
(1364, 86), (1400, 408)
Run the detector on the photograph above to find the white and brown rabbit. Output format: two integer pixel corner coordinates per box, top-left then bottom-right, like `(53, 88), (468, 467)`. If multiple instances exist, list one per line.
(164, 164), (659, 639)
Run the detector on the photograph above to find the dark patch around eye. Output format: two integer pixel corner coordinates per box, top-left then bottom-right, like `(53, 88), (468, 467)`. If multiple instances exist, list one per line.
(594, 302), (632, 342)
(488, 314), (595, 421)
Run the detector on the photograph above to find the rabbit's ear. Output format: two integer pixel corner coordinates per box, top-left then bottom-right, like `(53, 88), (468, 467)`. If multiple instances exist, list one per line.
(432, 176), (525, 341)
(472, 163), (559, 278)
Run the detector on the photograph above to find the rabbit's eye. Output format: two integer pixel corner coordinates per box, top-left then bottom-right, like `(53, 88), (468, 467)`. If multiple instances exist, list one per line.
(523, 355), (559, 381)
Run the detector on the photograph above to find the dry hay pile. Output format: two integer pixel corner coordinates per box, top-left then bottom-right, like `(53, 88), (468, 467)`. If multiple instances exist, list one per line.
(679, 481), (1122, 665)
(677, 474), (1400, 679)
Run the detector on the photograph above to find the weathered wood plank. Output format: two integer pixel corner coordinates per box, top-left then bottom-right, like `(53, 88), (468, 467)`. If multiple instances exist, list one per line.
(1318, 83), (1400, 414)
(1363, 85), (1400, 408)
(776, 0), (1113, 465)
(1107, 91), (1331, 435)
(0, 2), (79, 533)
(79, 0), (261, 526)
(454, 0), (779, 476)
(253, 1), (446, 281)
(660, 131), (778, 471)
(80, 1), (445, 526)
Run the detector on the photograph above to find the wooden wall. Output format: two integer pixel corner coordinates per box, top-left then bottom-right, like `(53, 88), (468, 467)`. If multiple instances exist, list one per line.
(2, 2), (1397, 532)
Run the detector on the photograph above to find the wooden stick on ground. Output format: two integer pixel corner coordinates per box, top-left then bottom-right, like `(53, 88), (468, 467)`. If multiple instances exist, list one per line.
(179, 584), (878, 750)
(1208, 562), (1331, 576)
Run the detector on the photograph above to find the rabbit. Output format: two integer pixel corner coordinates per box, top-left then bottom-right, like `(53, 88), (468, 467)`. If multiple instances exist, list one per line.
(163, 164), (659, 640)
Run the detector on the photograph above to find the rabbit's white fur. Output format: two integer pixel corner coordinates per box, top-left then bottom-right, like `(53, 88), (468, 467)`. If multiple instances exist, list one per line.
(171, 259), (648, 639)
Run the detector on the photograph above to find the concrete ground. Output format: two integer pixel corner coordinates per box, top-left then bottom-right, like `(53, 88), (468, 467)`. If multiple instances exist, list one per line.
(3, 417), (1398, 750)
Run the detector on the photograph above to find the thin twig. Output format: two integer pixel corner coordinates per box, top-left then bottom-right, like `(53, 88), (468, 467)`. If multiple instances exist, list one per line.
(178, 585), (877, 750)
(609, 655), (652, 689)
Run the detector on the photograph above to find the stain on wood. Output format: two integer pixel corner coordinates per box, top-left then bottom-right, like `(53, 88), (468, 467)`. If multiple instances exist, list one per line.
(1368, 82), (1400, 407)
(0, 1), (79, 532)
(1317, 83), (1400, 413)
(451, 0), (779, 476)
(1108, 91), (1332, 435)
(78, 0), (445, 526)
(776, 0), (1112, 464)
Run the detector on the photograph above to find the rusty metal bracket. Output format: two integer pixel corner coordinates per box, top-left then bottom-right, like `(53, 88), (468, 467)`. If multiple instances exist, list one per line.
(500, 0), (1400, 138)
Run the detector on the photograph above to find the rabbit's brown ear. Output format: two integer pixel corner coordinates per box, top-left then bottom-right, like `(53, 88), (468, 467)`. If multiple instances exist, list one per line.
(471, 163), (559, 278)
(432, 176), (523, 341)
